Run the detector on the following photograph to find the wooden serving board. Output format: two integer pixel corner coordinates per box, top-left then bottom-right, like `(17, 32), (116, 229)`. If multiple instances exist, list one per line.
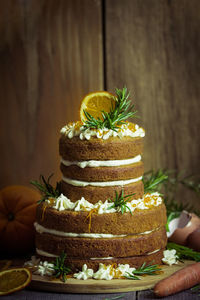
(29, 260), (194, 294)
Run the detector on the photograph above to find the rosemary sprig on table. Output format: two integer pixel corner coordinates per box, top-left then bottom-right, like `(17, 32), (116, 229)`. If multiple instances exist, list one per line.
(30, 174), (61, 204)
(104, 295), (125, 300)
(51, 252), (71, 282)
(108, 190), (135, 214)
(167, 242), (200, 262)
(83, 87), (138, 131)
(143, 169), (168, 194)
(125, 262), (161, 280)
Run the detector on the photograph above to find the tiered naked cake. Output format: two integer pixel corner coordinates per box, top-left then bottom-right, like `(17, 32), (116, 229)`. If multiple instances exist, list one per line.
(35, 116), (167, 271)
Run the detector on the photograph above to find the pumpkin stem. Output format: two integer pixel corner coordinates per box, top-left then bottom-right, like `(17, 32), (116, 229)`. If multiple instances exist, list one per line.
(7, 212), (15, 221)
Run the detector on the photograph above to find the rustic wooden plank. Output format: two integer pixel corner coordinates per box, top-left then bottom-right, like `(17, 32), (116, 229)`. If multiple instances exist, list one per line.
(105, 0), (200, 207)
(0, 0), (103, 187)
(137, 289), (199, 299)
(0, 290), (135, 300)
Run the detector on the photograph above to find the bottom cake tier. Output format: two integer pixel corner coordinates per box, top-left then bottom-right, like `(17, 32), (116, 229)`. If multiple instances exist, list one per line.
(37, 248), (165, 272)
(35, 195), (167, 272)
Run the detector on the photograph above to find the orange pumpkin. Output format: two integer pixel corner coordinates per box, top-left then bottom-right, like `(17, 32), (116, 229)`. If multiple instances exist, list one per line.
(0, 185), (40, 255)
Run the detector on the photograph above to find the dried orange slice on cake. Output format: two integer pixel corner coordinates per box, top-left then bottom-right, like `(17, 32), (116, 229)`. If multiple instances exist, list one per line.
(80, 91), (116, 121)
(0, 267), (32, 296)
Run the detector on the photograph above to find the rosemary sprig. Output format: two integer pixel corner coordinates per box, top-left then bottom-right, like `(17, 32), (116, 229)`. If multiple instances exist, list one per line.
(125, 262), (161, 280)
(143, 169), (168, 193)
(83, 87), (138, 131)
(104, 295), (125, 300)
(51, 252), (71, 282)
(30, 174), (61, 204)
(143, 169), (200, 217)
(167, 242), (200, 262)
(108, 190), (135, 214)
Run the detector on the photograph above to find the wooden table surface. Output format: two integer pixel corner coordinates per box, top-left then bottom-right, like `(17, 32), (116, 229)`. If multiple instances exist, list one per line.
(0, 288), (199, 300)
(1, 258), (199, 299)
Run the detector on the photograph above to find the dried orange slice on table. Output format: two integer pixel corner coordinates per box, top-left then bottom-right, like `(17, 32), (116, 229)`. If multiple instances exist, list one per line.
(0, 267), (32, 296)
(80, 91), (116, 121)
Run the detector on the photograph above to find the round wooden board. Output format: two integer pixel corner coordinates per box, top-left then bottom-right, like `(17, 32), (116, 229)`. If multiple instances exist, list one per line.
(29, 260), (194, 294)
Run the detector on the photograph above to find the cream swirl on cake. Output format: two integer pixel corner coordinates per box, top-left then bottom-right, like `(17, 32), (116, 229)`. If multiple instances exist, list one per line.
(60, 121), (145, 140)
(45, 192), (163, 213)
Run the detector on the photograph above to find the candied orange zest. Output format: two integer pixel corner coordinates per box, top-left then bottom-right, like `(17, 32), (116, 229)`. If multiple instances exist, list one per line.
(85, 208), (98, 232)
(41, 198), (55, 221)
(48, 197), (55, 206)
(109, 263), (118, 276)
(41, 203), (48, 221)
(74, 121), (83, 130)
(127, 122), (136, 131)
(114, 269), (122, 278)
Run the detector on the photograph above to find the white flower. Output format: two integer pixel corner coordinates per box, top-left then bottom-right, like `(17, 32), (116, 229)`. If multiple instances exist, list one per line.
(162, 249), (179, 266)
(24, 256), (40, 267)
(73, 264), (94, 280)
(93, 264), (115, 280)
(34, 261), (55, 276)
(116, 264), (136, 277)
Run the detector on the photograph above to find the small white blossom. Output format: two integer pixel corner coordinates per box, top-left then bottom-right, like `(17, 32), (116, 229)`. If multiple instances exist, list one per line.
(24, 257), (55, 276)
(93, 264), (114, 280)
(116, 264), (136, 277)
(162, 249), (179, 266)
(34, 261), (55, 276)
(24, 256), (40, 267)
(73, 264), (94, 280)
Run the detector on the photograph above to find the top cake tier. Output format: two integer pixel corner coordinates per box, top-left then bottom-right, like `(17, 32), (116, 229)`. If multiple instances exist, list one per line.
(59, 121), (145, 160)
(59, 121), (145, 203)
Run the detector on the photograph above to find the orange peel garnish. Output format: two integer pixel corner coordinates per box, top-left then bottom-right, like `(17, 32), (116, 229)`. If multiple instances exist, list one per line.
(80, 91), (116, 122)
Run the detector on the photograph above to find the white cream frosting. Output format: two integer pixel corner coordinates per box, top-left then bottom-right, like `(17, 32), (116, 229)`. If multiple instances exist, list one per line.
(62, 176), (142, 187)
(48, 192), (162, 214)
(162, 249), (179, 266)
(34, 222), (126, 238)
(60, 121), (145, 140)
(34, 222), (156, 239)
(61, 155), (141, 168)
(146, 248), (160, 255)
(36, 248), (59, 258)
(36, 248), (161, 261)
(90, 256), (114, 260)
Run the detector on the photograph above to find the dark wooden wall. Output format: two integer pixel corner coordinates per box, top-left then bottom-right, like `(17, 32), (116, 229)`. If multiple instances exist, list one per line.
(0, 0), (199, 206)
